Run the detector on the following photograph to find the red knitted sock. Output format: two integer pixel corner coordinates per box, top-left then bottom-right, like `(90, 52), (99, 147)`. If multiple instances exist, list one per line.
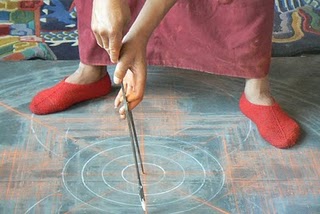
(30, 74), (112, 115)
(239, 93), (300, 149)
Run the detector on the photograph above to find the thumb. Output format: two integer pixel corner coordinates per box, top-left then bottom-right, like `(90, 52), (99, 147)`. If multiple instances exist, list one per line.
(113, 60), (129, 84)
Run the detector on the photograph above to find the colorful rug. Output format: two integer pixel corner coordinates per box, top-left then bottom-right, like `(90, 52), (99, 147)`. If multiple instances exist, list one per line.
(273, 0), (320, 56)
(0, 0), (77, 60)
(0, 0), (319, 61)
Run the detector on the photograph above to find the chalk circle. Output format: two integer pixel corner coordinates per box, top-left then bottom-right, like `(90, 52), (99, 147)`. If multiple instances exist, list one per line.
(62, 136), (225, 213)
(120, 162), (167, 186)
(101, 154), (186, 196)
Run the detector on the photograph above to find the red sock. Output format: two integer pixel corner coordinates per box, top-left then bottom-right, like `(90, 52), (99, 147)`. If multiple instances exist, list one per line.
(239, 93), (300, 149)
(30, 74), (112, 115)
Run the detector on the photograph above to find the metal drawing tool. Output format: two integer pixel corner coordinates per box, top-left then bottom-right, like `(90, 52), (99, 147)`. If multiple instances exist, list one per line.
(121, 83), (146, 212)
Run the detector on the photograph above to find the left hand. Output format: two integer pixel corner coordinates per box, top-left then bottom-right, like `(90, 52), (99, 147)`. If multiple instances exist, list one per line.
(91, 0), (131, 63)
(114, 36), (147, 119)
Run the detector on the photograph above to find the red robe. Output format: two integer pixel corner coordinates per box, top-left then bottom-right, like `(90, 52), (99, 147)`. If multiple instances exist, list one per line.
(76, 0), (274, 78)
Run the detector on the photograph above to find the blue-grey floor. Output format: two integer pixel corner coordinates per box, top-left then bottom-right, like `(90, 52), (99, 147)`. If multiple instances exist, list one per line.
(0, 56), (319, 214)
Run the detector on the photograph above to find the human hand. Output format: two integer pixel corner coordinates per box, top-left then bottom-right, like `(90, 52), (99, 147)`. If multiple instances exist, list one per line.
(91, 0), (131, 63)
(114, 37), (147, 119)
(111, 0), (177, 118)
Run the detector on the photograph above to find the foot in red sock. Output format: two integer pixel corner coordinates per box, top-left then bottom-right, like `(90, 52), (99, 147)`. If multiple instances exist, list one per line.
(239, 93), (300, 148)
(30, 74), (112, 115)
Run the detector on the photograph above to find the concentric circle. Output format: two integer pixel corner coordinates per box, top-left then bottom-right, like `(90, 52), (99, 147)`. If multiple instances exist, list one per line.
(62, 136), (225, 213)
(121, 162), (166, 186)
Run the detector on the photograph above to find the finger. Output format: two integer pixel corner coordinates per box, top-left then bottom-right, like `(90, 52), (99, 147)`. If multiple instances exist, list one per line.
(127, 99), (141, 111)
(125, 90), (142, 109)
(100, 34), (110, 54)
(92, 28), (104, 48)
(126, 82), (134, 95)
(126, 69), (146, 104)
(118, 94), (141, 119)
(91, 14), (106, 49)
(102, 38), (109, 52)
(114, 88), (124, 108)
(114, 80), (132, 108)
(92, 26), (110, 53)
(91, 9), (102, 48)
(118, 100), (140, 119)
(92, 27), (110, 52)
(96, 35), (104, 48)
(118, 96), (138, 119)
(109, 32), (122, 63)
(119, 106), (126, 119)
(114, 60), (129, 84)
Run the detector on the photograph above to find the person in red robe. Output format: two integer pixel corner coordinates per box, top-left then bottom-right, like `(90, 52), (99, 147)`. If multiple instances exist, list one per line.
(30, 0), (300, 148)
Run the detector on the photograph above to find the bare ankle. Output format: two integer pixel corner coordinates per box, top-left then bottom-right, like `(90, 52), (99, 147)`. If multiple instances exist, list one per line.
(244, 76), (274, 105)
(66, 63), (107, 84)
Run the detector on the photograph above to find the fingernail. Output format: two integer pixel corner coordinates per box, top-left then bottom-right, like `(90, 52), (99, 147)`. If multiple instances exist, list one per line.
(113, 76), (120, 84)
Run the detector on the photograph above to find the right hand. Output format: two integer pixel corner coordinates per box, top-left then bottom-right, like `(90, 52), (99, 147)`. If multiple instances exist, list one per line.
(113, 35), (148, 119)
(91, 0), (131, 63)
